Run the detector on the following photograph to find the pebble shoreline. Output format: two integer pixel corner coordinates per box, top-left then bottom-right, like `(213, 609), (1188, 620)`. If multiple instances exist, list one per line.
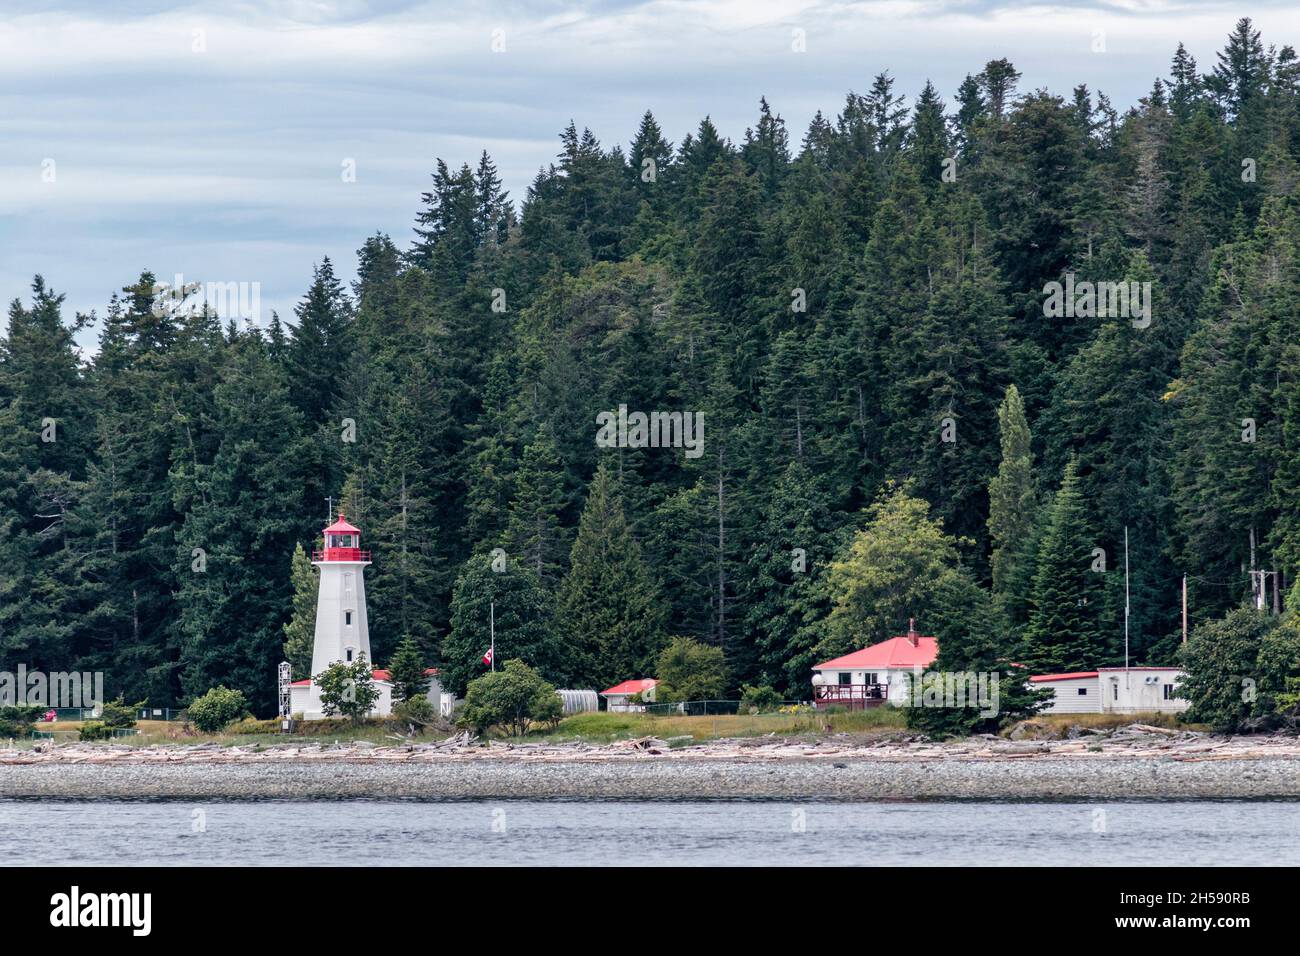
(3, 756), (1300, 800)
(4, 726), (1300, 800)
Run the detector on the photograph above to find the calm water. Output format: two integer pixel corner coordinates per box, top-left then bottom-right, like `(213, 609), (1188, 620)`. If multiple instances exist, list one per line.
(3, 800), (1298, 866)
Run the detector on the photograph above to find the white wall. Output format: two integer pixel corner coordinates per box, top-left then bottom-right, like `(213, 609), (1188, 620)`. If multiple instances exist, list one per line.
(293, 675), (446, 720)
(1035, 676), (1103, 714)
(814, 667), (916, 703)
(1101, 670), (1188, 713)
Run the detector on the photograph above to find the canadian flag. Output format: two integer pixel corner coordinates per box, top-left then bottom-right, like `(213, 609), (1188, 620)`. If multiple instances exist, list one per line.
(482, 646), (494, 666)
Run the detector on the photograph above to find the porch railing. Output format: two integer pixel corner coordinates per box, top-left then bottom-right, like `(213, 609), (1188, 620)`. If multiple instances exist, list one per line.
(814, 683), (890, 707)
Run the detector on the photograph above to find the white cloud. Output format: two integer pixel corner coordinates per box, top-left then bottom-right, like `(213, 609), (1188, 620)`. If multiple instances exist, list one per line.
(4, 0), (1299, 342)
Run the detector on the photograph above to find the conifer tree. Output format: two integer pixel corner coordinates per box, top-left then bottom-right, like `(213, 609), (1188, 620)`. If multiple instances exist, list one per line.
(281, 543), (317, 679)
(557, 464), (666, 687)
(988, 384), (1036, 623)
(1023, 460), (1106, 672)
(505, 423), (573, 587)
(387, 636), (430, 703)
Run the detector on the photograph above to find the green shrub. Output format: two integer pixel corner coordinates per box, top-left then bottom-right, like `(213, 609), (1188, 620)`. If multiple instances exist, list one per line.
(655, 637), (727, 703)
(315, 657), (380, 723)
(100, 695), (140, 729)
(740, 684), (782, 714)
(187, 686), (250, 733)
(393, 694), (435, 729)
(460, 660), (563, 736)
(0, 704), (42, 739)
(79, 721), (113, 741)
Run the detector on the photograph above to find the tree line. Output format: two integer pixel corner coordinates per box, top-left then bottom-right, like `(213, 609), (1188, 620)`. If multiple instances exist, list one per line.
(4, 18), (1300, 717)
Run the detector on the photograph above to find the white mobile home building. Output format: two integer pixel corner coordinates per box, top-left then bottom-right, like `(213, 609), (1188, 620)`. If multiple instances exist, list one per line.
(1030, 667), (1188, 715)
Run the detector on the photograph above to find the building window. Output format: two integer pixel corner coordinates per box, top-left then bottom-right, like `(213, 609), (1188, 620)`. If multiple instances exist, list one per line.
(345, 611), (352, 626)
(345, 648), (354, 663)
(1077, 687), (1088, 696)
(1163, 684), (1175, 700)
(866, 672), (878, 685)
(1113, 684), (1118, 701)
(838, 672), (852, 686)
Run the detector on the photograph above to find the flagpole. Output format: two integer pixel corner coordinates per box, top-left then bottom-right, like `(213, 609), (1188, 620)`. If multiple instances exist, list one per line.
(1124, 526), (1130, 693)
(490, 600), (496, 672)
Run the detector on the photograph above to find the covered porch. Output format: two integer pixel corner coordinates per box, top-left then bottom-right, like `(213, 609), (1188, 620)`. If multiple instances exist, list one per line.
(812, 682), (890, 710)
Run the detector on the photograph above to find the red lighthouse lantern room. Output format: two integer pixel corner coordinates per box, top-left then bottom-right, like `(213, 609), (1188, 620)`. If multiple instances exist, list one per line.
(313, 513), (370, 562)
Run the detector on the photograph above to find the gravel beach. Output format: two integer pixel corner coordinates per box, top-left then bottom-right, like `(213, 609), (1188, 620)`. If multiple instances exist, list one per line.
(5, 727), (1300, 801)
(4, 755), (1300, 801)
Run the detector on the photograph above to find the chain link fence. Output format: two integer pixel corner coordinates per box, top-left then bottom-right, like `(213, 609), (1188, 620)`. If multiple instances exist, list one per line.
(641, 699), (809, 717)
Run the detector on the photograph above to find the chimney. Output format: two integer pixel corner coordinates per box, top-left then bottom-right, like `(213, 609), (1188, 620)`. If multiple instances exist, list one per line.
(907, 617), (918, 647)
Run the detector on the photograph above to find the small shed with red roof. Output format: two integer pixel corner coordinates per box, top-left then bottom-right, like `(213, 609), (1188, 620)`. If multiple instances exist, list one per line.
(601, 678), (658, 713)
(810, 620), (938, 709)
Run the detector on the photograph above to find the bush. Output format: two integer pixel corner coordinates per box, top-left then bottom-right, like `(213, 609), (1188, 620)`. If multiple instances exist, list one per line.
(315, 656), (380, 723)
(460, 660), (563, 736)
(740, 684), (782, 714)
(187, 686), (250, 733)
(99, 695), (140, 729)
(1179, 608), (1277, 731)
(79, 721), (113, 741)
(393, 695), (435, 732)
(0, 704), (42, 739)
(654, 637), (727, 703)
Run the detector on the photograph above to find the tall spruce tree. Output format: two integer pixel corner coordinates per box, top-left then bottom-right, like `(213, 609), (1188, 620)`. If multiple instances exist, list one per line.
(988, 384), (1037, 623)
(1023, 460), (1106, 672)
(557, 464), (665, 687)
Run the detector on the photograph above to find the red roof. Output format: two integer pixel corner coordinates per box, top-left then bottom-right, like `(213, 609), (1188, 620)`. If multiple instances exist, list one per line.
(601, 678), (658, 697)
(323, 513), (360, 535)
(813, 635), (938, 671)
(291, 667), (438, 687)
(1029, 671), (1099, 683)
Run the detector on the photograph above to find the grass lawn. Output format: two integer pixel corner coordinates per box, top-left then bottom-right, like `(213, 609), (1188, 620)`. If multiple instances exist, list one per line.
(531, 707), (909, 744)
(13, 717), (431, 749)
(7, 708), (1205, 749)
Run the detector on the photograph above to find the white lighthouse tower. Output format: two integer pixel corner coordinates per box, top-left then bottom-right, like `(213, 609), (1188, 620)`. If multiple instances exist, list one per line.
(289, 511), (447, 720)
(301, 513), (372, 719)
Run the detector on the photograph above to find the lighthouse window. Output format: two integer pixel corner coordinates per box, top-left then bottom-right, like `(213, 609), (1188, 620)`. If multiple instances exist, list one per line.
(345, 611), (352, 626)
(345, 648), (354, 662)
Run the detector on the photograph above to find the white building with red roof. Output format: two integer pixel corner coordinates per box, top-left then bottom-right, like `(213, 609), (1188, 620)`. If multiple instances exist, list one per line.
(601, 678), (658, 712)
(1029, 667), (1187, 714)
(810, 620), (938, 709)
(288, 512), (445, 719)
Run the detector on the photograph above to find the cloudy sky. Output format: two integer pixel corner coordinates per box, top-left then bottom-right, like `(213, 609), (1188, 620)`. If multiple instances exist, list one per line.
(2, 1), (1295, 346)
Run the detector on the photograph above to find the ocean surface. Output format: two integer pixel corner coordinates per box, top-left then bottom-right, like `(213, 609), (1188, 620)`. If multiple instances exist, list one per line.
(4, 799), (1299, 865)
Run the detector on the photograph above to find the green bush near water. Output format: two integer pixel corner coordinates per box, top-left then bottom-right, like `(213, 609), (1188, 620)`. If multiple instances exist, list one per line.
(188, 686), (251, 732)
(0, 704), (44, 739)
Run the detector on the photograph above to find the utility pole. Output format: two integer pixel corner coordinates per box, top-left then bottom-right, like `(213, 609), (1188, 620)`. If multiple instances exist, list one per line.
(489, 600), (496, 672)
(1249, 527), (1266, 610)
(1181, 574), (1188, 644)
(1124, 527), (1131, 692)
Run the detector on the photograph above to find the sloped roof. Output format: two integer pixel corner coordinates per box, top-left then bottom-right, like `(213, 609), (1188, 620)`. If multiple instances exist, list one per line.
(323, 513), (360, 534)
(601, 678), (658, 697)
(1028, 671), (1099, 683)
(813, 635), (938, 671)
